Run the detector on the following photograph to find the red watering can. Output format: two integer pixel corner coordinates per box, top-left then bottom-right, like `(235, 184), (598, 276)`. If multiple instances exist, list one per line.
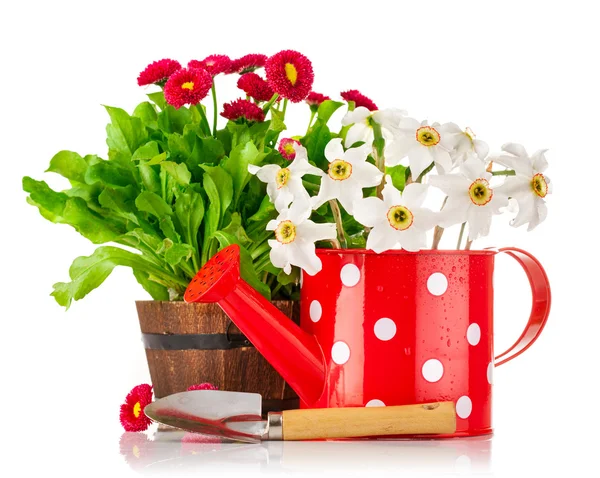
(184, 244), (550, 437)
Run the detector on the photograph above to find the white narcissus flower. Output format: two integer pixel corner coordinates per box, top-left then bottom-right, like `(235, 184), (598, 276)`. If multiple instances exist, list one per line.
(493, 143), (551, 231)
(311, 138), (384, 214)
(353, 176), (438, 253)
(341, 107), (406, 148)
(248, 145), (322, 212)
(441, 123), (489, 166)
(428, 157), (509, 241)
(267, 202), (337, 275)
(386, 118), (454, 179)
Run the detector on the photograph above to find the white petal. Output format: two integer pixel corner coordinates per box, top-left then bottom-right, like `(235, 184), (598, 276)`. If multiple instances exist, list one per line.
(345, 123), (372, 148)
(289, 239), (322, 276)
(255, 164), (281, 183)
(269, 241), (291, 271)
(342, 107), (371, 126)
(527, 199), (548, 231)
(531, 149), (549, 173)
(511, 193), (536, 228)
(492, 154), (532, 176)
(439, 122), (462, 134)
(432, 147), (453, 173)
(407, 146), (434, 179)
(344, 144), (371, 165)
(324, 138), (345, 163)
(385, 135), (414, 165)
(398, 228), (427, 252)
(297, 220), (337, 243)
(438, 197), (469, 228)
(352, 161), (384, 188)
(288, 199), (312, 223)
(382, 175), (403, 207)
(497, 176), (531, 198)
(274, 187), (294, 212)
(354, 197), (386, 227)
(366, 223), (401, 253)
(461, 156), (488, 181)
(402, 183), (428, 208)
(428, 173), (470, 196)
(399, 117), (421, 130)
(288, 153), (323, 176)
(337, 182), (364, 214)
(248, 164), (261, 175)
(372, 108), (406, 130)
(474, 139), (489, 160)
(467, 206), (493, 240)
(412, 207), (438, 231)
(311, 177), (339, 210)
(501, 143), (528, 158)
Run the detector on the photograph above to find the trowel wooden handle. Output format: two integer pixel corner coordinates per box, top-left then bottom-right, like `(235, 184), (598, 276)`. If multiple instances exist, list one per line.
(279, 402), (456, 440)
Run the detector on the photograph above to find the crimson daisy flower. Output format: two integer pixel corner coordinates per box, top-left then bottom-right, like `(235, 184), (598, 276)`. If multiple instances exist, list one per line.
(187, 382), (219, 391)
(221, 98), (266, 123)
(306, 91), (330, 108)
(119, 384), (153, 432)
(164, 68), (213, 109)
(188, 54), (232, 76)
(278, 138), (302, 161)
(341, 89), (378, 111)
(229, 54), (268, 74)
(137, 59), (181, 87)
(237, 73), (275, 102)
(265, 50), (314, 103)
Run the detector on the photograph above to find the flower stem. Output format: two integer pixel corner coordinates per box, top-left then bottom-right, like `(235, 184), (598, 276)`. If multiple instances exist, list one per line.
(431, 196), (448, 249)
(305, 110), (316, 135)
(195, 104), (212, 137)
(465, 238), (473, 250)
(329, 199), (348, 248)
(457, 222), (466, 249)
(211, 83), (218, 138)
(372, 121), (386, 198)
(282, 98), (288, 118)
(262, 93), (280, 113)
(491, 169), (516, 176)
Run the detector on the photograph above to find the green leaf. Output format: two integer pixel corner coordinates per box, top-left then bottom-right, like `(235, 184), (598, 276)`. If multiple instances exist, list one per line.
(148, 152), (167, 165)
(386, 164), (409, 192)
(133, 102), (158, 129)
(201, 171), (221, 261)
(105, 106), (147, 162)
(187, 135), (225, 177)
(47, 151), (88, 183)
(175, 189), (204, 258)
(62, 198), (123, 243)
(315, 100), (344, 124)
(220, 142), (264, 207)
(51, 246), (173, 308)
(132, 141), (160, 162)
(138, 162), (161, 194)
(85, 161), (136, 187)
(135, 191), (172, 218)
(147, 91), (166, 110)
(247, 195), (276, 223)
(200, 165), (233, 221)
(161, 161), (191, 186)
(158, 105), (194, 134)
(211, 232), (270, 300)
(277, 267), (300, 286)
(220, 213), (252, 247)
(98, 185), (138, 221)
(23, 177), (68, 221)
(159, 216), (181, 242)
(302, 119), (333, 170)
(164, 243), (194, 266)
(269, 108), (286, 133)
(132, 269), (169, 301)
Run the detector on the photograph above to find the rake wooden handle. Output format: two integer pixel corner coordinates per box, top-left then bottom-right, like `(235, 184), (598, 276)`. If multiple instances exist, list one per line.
(279, 402), (456, 440)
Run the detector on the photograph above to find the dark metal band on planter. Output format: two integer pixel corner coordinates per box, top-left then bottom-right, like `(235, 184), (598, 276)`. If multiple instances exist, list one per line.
(142, 333), (252, 350)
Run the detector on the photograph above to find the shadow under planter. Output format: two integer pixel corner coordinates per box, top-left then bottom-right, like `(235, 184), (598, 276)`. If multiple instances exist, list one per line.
(136, 300), (300, 414)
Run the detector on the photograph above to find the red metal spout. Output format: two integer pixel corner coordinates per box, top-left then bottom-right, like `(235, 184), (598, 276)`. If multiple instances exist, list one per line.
(184, 245), (326, 406)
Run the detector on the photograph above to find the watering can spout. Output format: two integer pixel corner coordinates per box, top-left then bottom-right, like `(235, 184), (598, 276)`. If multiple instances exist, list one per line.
(184, 244), (326, 406)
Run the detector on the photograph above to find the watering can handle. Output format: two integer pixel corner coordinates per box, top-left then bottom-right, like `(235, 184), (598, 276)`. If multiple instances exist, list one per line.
(494, 247), (551, 366)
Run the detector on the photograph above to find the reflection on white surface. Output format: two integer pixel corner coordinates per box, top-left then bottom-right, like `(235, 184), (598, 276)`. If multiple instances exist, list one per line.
(120, 428), (492, 475)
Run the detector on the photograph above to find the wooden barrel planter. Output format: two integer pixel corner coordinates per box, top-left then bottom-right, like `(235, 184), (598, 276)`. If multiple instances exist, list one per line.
(136, 300), (300, 414)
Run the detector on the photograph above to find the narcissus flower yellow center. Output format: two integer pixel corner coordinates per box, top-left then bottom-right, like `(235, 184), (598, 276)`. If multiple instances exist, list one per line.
(328, 160), (353, 181)
(285, 63), (298, 86)
(387, 205), (414, 231)
(276, 168), (291, 188)
(181, 81), (195, 90)
(133, 401), (141, 418)
(275, 220), (297, 244)
(469, 178), (494, 206)
(416, 126), (441, 146)
(532, 173), (548, 198)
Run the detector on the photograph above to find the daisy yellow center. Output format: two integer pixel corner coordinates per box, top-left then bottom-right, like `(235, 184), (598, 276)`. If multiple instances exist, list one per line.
(276, 168), (291, 189)
(532, 173), (548, 198)
(469, 178), (493, 206)
(416, 126), (441, 147)
(283, 143), (296, 156)
(285, 63), (298, 86)
(133, 401), (142, 418)
(328, 160), (353, 181)
(181, 81), (195, 90)
(387, 205), (414, 231)
(275, 220), (297, 244)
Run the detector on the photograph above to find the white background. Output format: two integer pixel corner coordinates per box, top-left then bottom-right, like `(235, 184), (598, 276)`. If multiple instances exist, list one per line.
(1, 0), (599, 476)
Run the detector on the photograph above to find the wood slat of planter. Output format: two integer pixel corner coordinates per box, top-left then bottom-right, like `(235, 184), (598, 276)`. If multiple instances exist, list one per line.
(136, 300), (299, 412)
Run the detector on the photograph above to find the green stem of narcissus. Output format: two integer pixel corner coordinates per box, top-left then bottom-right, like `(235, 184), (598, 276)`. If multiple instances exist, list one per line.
(262, 93), (280, 113)
(329, 199), (348, 249)
(457, 222), (467, 249)
(372, 121), (386, 199)
(211, 83), (218, 138)
(491, 169), (516, 176)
